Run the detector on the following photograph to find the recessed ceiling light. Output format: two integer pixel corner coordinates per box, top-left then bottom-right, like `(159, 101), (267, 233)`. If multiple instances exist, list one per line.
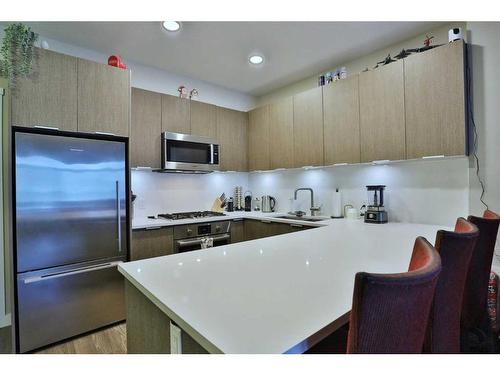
(249, 54), (264, 65)
(162, 21), (181, 32)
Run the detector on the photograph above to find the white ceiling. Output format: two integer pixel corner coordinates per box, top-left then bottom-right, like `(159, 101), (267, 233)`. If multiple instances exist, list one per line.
(21, 22), (443, 96)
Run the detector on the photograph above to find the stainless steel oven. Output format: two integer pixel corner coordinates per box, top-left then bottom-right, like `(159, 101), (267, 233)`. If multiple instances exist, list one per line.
(174, 221), (231, 253)
(161, 132), (219, 172)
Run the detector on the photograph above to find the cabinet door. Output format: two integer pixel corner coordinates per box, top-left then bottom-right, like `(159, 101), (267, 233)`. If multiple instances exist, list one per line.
(359, 61), (406, 162)
(190, 101), (217, 139)
(405, 41), (466, 158)
(244, 220), (272, 240)
(269, 97), (294, 169)
(161, 94), (190, 134)
(230, 219), (245, 243)
(77, 59), (130, 136)
(248, 106), (270, 171)
(323, 76), (361, 164)
(216, 107), (248, 171)
(131, 88), (162, 168)
(293, 87), (324, 167)
(131, 227), (174, 261)
(11, 48), (77, 131)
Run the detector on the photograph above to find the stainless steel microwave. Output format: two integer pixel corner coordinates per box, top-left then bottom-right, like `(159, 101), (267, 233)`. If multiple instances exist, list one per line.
(161, 132), (220, 172)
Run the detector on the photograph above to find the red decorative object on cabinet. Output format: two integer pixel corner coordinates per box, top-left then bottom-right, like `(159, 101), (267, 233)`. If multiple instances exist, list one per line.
(108, 55), (127, 70)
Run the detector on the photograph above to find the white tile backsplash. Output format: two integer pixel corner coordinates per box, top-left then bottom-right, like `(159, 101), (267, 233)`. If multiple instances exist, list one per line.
(131, 171), (249, 217)
(247, 157), (469, 226)
(132, 157), (469, 227)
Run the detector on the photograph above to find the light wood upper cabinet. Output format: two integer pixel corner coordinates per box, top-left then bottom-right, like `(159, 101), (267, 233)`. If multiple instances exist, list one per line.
(77, 59), (130, 136)
(130, 88), (162, 168)
(216, 107), (248, 171)
(293, 87), (324, 167)
(323, 75), (361, 164)
(248, 105), (270, 171)
(405, 41), (466, 158)
(269, 97), (294, 169)
(11, 48), (78, 131)
(190, 101), (217, 139)
(359, 60), (406, 162)
(161, 94), (190, 134)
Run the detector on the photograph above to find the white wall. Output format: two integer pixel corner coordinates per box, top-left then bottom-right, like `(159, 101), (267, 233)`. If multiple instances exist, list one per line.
(248, 158), (469, 226)
(0, 30), (256, 112)
(467, 22), (500, 262)
(132, 170), (249, 218)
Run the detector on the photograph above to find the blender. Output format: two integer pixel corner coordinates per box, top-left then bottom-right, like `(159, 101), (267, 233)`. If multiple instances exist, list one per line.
(364, 185), (388, 224)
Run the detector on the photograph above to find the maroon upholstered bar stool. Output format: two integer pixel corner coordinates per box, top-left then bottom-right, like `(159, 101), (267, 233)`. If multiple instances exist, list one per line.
(461, 210), (500, 352)
(424, 218), (479, 353)
(346, 237), (441, 353)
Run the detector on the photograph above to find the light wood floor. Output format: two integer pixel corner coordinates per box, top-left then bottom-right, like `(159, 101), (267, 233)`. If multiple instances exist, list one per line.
(35, 323), (127, 354)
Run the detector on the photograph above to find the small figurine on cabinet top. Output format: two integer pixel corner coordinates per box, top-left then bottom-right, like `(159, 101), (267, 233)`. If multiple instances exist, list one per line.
(178, 85), (189, 99)
(189, 88), (199, 100)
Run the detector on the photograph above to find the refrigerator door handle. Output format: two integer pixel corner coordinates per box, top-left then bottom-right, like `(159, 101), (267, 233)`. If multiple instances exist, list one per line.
(22, 261), (123, 284)
(116, 180), (122, 253)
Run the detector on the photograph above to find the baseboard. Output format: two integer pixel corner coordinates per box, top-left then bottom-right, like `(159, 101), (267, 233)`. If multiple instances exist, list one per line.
(0, 313), (11, 328)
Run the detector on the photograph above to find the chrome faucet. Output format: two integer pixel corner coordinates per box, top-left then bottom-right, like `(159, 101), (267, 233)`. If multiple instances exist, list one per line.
(294, 188), (321, 216)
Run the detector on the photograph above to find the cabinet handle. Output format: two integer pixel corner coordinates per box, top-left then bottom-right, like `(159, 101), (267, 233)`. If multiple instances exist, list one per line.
(94, 131), (116, 136)
(290, 224), (303, 228)
(34, 125), (59, 130)
(134, 166), (153, 170)
(260, 220), (271, 224)
(371, 159), (391, 165)
(232, 218), (243, 222)
(144, 226), (162, 230)
(422, 155), (445, 159)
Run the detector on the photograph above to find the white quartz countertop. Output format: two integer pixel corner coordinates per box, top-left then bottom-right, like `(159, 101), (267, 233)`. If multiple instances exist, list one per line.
(120, 215), (449, 354)
(131, 211), (328, 229)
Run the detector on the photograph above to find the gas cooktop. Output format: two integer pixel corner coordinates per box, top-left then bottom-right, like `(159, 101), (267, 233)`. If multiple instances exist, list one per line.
(157, 211), (226, 220)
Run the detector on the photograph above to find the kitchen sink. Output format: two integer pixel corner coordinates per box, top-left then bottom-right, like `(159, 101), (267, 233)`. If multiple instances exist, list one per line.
(274, 215), (330, 222)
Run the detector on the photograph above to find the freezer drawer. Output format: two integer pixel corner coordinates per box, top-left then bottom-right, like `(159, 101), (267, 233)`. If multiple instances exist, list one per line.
(16, 261), (125, 353)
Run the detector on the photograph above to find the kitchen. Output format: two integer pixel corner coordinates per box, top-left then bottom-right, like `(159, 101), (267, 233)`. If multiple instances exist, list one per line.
(1, 7), (500, 372)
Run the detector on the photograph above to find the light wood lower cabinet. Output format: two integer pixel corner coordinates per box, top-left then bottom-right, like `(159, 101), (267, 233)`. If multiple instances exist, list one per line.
(161, 94), (190, 134)
(293, 87), (324, 167)
(323, 75), (361, 164)
(248, 105), (270, 171)
(11, 48), (78, 131)
(77, 58), (130, 136)
(216, 107), (248, 171)
(190, 101), (217, 139)
(269, 97), (294, 169)
(131, 88), (162, 168)
(131, 227), (174, 261)
(359, 60), (406, 162)
(404, 40), (466, 158)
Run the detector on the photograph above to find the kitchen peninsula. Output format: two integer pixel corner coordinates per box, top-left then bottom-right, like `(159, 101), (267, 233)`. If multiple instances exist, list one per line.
(119, 214), (447, 354)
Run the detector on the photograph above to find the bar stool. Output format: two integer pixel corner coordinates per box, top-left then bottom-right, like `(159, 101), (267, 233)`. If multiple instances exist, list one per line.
(347, 237), (441, 353)
(461, 210), (500, 352)
(424, 218), (479, 353)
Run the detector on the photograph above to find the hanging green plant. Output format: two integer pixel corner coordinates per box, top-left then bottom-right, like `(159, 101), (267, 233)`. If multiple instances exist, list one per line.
(0, 23), (39, 90)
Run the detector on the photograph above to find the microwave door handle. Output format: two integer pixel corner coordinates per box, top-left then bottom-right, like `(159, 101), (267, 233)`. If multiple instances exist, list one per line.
(210, 144), (214, 164)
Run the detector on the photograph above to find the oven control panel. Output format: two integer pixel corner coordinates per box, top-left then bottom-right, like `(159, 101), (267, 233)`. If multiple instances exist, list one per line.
(173, 220), (231, 240)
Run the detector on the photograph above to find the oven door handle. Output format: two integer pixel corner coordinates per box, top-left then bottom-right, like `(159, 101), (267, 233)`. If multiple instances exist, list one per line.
(176, 233), (230, 248)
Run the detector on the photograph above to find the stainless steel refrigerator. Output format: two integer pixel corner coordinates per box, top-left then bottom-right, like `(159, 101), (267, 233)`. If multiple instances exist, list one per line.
(12, 127), (129, 353)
